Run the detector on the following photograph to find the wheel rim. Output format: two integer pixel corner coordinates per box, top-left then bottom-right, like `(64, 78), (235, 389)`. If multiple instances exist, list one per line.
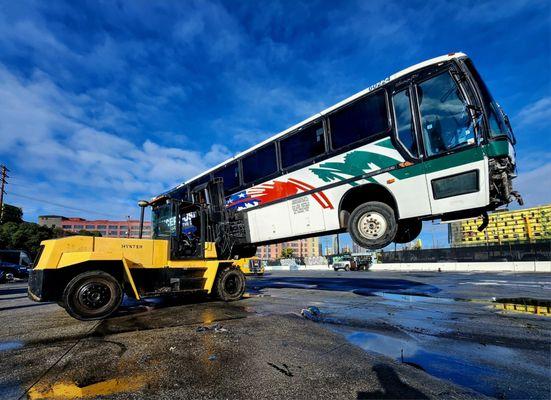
(224, 274), (240, 296)
(76, 282), (112, 310)
(357, 212), (387, 240)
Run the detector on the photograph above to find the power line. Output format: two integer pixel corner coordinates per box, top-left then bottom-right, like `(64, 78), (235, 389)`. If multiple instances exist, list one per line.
(8, 191), (123, 218)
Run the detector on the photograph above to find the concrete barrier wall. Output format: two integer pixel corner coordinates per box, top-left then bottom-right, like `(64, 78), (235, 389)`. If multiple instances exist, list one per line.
(264, 262), (550, 272)
(371, 261), (551, 273)
(265, 264), (330, 271)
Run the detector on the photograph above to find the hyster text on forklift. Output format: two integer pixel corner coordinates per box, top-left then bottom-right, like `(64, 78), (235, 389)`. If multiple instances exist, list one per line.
(28, 179), (259, 320)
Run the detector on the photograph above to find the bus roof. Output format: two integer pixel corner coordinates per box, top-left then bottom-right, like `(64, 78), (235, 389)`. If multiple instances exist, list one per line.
(163, 52), (466, 197)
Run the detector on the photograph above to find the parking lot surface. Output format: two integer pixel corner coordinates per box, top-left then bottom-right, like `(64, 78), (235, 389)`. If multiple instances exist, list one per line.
(1, 270), (549, 399)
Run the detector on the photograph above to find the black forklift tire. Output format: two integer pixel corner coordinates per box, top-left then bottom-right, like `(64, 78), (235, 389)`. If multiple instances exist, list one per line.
(62, 271), (123, 321)
(394, 219), (423, 244)
(348, 201), (397, 250)
(214, 267), (246, 302)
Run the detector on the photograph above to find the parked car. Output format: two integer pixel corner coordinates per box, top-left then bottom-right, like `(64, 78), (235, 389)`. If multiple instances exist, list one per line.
(0, 250), (32, 283)
(0, 250), (33, 268)
(333, 259), (357, 271)
(0, 261), (29, 283)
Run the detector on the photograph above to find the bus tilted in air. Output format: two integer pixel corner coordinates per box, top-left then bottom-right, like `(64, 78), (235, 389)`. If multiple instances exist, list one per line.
(159, 52), (522, 256)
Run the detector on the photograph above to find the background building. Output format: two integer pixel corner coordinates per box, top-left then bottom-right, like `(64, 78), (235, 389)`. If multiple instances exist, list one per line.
(256, 236), (321, 259)
(448, 204), (551, 247)
(38, 215), (151, 238)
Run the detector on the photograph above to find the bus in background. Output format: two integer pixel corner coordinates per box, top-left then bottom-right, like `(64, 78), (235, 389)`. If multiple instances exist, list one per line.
(161, 53), (521, 256)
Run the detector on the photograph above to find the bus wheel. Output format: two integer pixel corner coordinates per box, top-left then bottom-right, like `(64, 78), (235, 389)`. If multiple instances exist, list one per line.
(394, 219), (422, 244)
(62, 271), (123, 321)
(214, 267), (246, 301)
(348, 202), (397, 250)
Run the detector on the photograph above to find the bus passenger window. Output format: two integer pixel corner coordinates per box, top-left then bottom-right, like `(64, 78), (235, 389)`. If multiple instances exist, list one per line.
(242, 143), (278, 184)
(330, 90), (389, 150)
(393, 89), (418, 157)
(280, 122), (325, 169)
(418, 72), (474, 157)
(214, 162), (239, 193)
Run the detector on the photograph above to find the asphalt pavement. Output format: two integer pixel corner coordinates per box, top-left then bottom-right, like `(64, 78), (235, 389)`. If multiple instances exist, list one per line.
(0, 270), (549, 399)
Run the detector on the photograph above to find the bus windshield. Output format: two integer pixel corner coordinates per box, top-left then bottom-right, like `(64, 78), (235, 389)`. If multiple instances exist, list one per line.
(463, 59), (515, 143)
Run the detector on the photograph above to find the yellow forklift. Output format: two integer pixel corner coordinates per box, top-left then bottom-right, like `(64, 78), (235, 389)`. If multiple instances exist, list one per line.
(28, 179), (257, 320)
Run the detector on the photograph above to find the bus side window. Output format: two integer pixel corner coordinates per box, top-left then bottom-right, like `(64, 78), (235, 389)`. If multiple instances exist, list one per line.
(392, 89), (418, 157)
(329, 90), (389, 150)
(242, 143), (278, 184)
(280, 122), (325, 169)
(214, 162), (240, 194)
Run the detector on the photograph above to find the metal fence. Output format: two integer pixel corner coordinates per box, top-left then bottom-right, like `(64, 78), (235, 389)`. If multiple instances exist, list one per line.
(381, 241), (551, 263)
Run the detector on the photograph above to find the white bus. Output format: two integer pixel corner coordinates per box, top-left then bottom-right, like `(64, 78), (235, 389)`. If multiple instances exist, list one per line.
(160, 53), (521, 255)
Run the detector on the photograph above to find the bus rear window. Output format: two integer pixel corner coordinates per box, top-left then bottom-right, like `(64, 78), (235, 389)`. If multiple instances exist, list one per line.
(242, 143), (278, 184)
(330, 90), (389, 150)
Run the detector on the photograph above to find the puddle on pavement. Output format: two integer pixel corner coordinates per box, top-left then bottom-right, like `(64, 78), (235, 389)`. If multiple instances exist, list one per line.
(247, 276), (440, 296)
(0, 341), (23, 352)
(28, 374), (148, 399)
(371, 292), (456, 303)
(91, 301), (250, 337)
(338, 328), (541, 399)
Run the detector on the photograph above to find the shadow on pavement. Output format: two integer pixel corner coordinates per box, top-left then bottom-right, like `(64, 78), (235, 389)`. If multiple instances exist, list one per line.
(0, 302), (52, 312)
(0, 287), (28, 296)
(357, 364), (429, 399)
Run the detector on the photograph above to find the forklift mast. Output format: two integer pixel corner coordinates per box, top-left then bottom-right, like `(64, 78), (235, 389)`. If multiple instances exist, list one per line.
(190, 178), (249, 259)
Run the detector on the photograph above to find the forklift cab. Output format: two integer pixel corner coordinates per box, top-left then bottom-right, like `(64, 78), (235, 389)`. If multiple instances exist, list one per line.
(150, 179), (226, 260)
(151, 197), (207, 260)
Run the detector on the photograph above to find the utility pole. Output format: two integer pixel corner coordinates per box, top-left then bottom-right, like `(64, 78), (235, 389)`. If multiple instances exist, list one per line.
(0, 165), (9, 223)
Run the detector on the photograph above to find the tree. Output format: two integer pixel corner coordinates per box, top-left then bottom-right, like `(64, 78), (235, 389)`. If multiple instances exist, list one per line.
(0, 222), (53, 258)
(77, 230), (102, 237)
(281, 248), (294, 259)
(1, 204), (23, 224)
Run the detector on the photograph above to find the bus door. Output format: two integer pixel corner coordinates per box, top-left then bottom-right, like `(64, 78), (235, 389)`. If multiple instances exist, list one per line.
(390, 83), (432, 218)
(413, 66), (488, 215)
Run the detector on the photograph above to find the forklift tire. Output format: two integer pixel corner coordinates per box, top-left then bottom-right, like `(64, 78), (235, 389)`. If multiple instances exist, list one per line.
(214, 267), (246, 302)
(62, 271), (123, 321)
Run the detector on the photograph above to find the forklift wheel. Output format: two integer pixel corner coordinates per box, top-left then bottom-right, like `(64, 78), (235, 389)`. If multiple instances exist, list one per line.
(62, 271), (123, 321)
(214, 267), (246, 301)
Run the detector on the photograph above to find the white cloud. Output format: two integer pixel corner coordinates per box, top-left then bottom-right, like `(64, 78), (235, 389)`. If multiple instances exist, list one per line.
(514, 162), (551, 208)
(514, 96), (551, 129)
(0, 64), (229, 220)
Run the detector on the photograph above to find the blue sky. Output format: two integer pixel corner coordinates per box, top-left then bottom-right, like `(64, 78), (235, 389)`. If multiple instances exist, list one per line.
(0, 0), (549, 249)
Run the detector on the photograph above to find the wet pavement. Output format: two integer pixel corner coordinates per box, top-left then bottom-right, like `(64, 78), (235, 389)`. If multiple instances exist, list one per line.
(0, 270), (550, 399)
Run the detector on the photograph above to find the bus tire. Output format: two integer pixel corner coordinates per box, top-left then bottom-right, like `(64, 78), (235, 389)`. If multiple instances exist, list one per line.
(62, 271), (123, 321)
(394, 219), (422, 244)
(214, 267), (246, 302)
(348, 202), (397, 250)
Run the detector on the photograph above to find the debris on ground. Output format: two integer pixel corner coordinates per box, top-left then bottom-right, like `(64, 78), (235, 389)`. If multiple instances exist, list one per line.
(300, 306), (322, 322)
(267, 362), (294, 377)
(195, 323), (228, 333)
(208, 355), (217, 361)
